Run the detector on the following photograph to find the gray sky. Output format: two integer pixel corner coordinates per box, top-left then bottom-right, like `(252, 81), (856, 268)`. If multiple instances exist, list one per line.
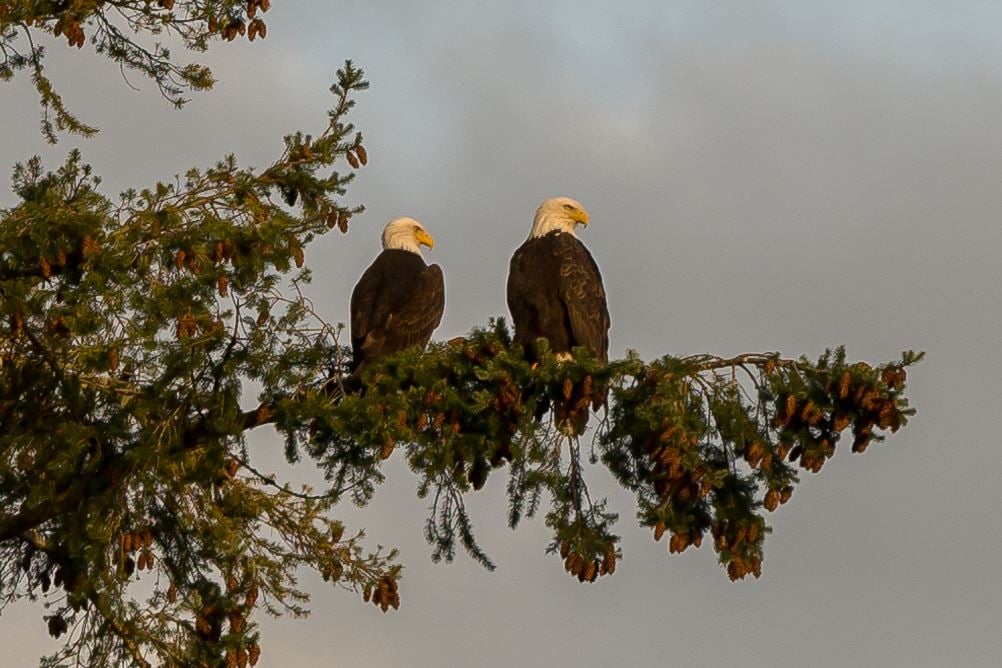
(2, 1), (1001, 666)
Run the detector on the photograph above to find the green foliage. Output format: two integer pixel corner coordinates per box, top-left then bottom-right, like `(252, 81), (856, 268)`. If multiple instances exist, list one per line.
(0, 131), (921, 662)
(1, 1), (274, 142)
(291, 324), (920, 585)
(0, 9), (924, 665)
(1, 61), (386, 667)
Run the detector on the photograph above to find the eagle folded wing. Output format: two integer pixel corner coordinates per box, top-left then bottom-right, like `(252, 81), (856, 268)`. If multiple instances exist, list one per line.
(555, 235), (610, 363)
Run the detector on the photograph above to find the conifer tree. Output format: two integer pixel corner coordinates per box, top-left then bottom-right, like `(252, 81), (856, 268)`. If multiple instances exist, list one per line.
(0, 3), (922, 665)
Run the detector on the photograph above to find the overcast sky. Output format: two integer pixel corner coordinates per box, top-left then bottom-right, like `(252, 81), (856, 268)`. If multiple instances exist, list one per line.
(2, 1), (1001, 666)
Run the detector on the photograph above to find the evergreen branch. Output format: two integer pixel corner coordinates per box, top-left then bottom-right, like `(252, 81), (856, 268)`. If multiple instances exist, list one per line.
(1, 1), (268, 141)
(0, 43), (925, 662)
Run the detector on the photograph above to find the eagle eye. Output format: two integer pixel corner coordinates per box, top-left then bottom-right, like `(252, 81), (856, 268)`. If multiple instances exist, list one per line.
(562, 203), (574, 211)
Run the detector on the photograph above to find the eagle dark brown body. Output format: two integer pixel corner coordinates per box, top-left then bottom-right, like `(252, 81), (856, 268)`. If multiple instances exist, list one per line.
(350, 248), (444, 374)
(507, 230), (609, 364)
(507, 222), (610, 435)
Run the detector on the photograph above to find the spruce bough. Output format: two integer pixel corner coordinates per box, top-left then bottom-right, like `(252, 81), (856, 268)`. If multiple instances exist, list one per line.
(0, 3), (921, 665)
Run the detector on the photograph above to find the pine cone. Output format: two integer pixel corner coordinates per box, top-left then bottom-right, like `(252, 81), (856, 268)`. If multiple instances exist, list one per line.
(653, 521), (666, 542)
(838, 371), (852, 400)
(245, 584), (259, 609)
(559, 540), (571, 559)
(604, 547), (617, 575)
(229, 610), (245, 633)
(563, 554), (576, 573)
(380, 437), (394, 460)
(248, 643), (261, 666)
(764, 490), (780, 512)
(562, 377), (574, 401)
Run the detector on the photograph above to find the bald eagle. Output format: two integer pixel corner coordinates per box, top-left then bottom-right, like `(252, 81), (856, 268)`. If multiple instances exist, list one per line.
(507, 197), (610, 432)
(349, 217), (445, 377)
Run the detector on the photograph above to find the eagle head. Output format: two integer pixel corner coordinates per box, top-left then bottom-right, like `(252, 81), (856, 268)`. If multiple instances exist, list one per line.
(530, 197), (590, 238)
(382, 217), (435, 255)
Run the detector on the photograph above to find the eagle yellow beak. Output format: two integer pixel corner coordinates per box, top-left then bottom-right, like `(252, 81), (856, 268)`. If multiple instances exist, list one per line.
(572, 208), (590, 227)
(415, 228), (435, 249)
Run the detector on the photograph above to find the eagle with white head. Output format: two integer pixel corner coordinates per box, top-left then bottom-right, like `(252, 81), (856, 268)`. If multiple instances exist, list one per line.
(350, 217), (445, 375)
(506, 197), (610, 434)
(506, 197), (610, 364)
